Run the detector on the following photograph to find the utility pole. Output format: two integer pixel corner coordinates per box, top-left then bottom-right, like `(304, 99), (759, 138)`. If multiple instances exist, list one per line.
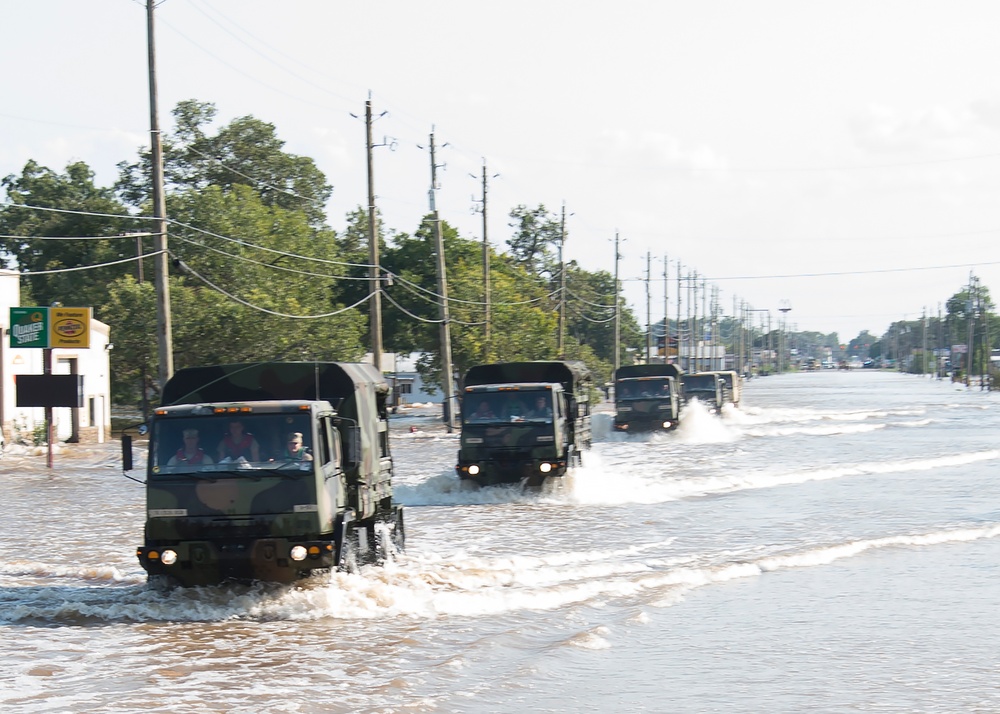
(365, 97), (384, 372)
(146, 0), (173, 388)
(967, 273), (976, 387)
(921, 306), (928, 376)
(676, 262), (682, 371)
(475, 161), (496, 362)
(662, 254), (669, 364)
(558, 203), (567, 358)
(613, 231), (621, 372)
(428, 129), (455, 430)
(645, 252), (652, 363)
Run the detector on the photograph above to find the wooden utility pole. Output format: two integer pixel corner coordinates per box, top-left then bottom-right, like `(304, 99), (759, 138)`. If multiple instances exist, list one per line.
(428, 129), (455, 430)
(645, 252), (652, 363)
(558, 203), (567, 358)
(480, 162), (492, 362)
(662, 254), (669, 363)
(147, 0), (173, 386)
(613, 231), (621, 372)
(676, 262), (682, 371)
(365, 98), (384, 371)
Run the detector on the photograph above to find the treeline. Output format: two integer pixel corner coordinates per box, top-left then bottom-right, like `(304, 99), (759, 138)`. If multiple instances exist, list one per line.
(0, 101), (642, 405)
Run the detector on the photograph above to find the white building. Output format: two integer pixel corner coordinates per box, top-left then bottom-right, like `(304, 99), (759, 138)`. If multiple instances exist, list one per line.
(363, 351), (440, 405)
(1, 270), (113, 445)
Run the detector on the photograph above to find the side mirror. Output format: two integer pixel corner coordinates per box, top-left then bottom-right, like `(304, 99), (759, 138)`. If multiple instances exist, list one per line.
(122, 434), (133, 472)
(344, 425), (361, 469)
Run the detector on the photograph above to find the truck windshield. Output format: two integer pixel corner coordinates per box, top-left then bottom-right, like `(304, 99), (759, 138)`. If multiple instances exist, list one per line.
(462, 390), (554, 425)
(616, 378), (672, 400)
(150, 413), (314, 476)
(683, 375), (717, 391)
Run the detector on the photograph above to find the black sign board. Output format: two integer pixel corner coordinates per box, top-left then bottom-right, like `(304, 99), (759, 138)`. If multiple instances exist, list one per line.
(16, 374), (85, 408)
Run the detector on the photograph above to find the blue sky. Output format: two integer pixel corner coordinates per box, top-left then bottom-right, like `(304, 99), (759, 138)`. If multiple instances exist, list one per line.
(3, 0), (1000, 340)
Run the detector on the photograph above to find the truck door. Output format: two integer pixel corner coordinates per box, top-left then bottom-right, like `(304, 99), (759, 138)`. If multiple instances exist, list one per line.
(317, 417), (344, 513)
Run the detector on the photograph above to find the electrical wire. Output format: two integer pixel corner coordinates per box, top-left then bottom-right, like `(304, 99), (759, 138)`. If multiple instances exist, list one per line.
(14, 251), (165, 275)
(172, 252), (374, 319)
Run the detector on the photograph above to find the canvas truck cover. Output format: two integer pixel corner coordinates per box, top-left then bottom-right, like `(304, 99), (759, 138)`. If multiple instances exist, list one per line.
(615, 364), (682, 380)
(161, 362), (389, 406)
(464, 361), (592, 395)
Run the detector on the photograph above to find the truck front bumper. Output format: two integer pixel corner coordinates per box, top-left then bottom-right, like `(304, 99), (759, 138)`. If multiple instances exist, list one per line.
(137, 537), (336, 587)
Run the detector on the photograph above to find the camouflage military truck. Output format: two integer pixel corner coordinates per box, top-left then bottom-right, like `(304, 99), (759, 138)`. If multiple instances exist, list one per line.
(455, 361), (592, 488)
(701, 370), (742, 407)
(613, 364), (682, 432)
(122, 362), (404, 588)
(679, 372), (726, 414)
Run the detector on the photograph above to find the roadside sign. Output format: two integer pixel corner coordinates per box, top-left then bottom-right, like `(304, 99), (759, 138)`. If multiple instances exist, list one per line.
(8, 307), (92, 349)
(9, 307), (49, 348)
(50, 307), (91, 348)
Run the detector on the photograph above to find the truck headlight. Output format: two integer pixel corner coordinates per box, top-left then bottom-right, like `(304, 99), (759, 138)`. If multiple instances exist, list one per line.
(160, 549), (178, 566)
(662, 421), (672, 429)
(539, 462), (552, 473)
(468, 464), (480, 475)
(290, 545), (308, 561)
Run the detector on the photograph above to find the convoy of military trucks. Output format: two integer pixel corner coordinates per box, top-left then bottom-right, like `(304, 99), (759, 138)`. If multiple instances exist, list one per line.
(119, 358), (740, 588)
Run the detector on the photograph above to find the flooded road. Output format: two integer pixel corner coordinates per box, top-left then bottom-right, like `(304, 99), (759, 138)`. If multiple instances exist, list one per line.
(2, 370), (999, 713)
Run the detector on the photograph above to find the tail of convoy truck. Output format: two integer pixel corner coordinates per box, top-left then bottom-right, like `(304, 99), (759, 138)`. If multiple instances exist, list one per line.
(613, 364), (682, 432)
(122, 362), (404, 588)
(455, 360), (592, 488)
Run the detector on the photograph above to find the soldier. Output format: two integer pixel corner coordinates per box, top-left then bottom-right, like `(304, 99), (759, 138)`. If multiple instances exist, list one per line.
(529, 395), (552, 419)
(282, 432), (313, 461)
(217, 419), (261, 462)
(167, 429), (214, 466)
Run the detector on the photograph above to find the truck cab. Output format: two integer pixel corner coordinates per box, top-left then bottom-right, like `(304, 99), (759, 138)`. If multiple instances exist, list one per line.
(124, 362), (403, 587)
(679, 372), (726, 414)
(613, 364), (682, 432)
(456, 361), (591, 488)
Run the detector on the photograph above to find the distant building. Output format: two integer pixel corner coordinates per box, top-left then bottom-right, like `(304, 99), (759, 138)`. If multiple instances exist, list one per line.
(362, 351), (439, 405)
(0, 270), (113, 445)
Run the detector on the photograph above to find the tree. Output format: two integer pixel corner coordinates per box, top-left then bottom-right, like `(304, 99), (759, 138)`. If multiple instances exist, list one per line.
(116, 100), (333, 229)
(0, 160), (136, 308)
(507, 204), (562, 277)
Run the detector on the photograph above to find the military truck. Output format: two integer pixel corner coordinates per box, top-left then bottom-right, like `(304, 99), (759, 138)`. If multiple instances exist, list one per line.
(455, 360), (592, 488)
(122, 362), (404, 587)
(613, 364), (682, 432)
(679, 372), (725, 413)
(703, 370), (742, 407)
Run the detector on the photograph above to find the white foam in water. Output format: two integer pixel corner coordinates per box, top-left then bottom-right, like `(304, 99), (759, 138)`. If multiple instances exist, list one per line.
(673, 400), (739, 444)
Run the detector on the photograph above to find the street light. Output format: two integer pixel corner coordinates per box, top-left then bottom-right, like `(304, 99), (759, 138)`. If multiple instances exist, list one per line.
(778, 301), (792, 372)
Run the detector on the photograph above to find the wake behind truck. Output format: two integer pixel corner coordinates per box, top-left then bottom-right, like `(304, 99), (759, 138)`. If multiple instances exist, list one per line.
(122, 362), (404, 588)
(613, 363), (682, 432)
(455, 360), (592, 488)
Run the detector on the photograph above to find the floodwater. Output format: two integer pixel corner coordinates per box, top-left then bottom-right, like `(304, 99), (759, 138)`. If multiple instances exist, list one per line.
(2, 370), (999, 713)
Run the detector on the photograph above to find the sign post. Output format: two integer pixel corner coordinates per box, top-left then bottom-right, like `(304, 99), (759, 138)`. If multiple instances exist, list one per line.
(8, 307), (92, 468)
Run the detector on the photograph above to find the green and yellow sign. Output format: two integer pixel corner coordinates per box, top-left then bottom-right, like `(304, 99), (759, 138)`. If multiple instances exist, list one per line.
(8, 307), (91, 349)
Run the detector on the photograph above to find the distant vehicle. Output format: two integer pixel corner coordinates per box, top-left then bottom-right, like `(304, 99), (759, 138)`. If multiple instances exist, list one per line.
(613, 364), (682, 432)
(679, 372), (725, 413)
(862, 359), (876, 368)
(123, 361), (404, 588)
(701, 370), (743, 407)
(456, 361), (592, 488)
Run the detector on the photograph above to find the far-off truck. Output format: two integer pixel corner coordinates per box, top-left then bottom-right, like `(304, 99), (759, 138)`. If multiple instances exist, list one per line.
(455, 360), (592, 488)
(122, 361), (404, 588)
(613, 363), (682, 432)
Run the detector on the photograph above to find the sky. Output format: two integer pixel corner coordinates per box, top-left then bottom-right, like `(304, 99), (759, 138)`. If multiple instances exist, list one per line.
(3, 0), (1000, 343)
